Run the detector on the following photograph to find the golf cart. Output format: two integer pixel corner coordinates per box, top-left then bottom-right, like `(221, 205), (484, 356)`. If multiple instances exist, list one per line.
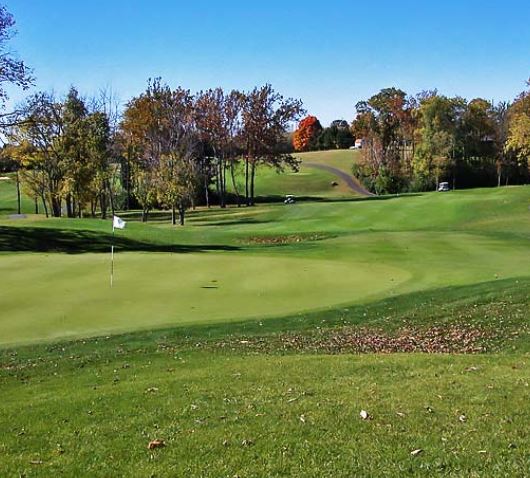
(438, 182), (450, 192)
(284, 194), (296, 204)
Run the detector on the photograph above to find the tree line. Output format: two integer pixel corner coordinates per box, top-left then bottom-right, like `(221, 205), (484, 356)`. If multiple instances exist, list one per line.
(292, 117), (355, 151)
(293, 84), (530, 194)
(4, 80), (304, 223)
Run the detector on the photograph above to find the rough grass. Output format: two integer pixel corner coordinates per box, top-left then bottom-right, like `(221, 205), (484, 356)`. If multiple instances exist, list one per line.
(0, 279), (529, 477)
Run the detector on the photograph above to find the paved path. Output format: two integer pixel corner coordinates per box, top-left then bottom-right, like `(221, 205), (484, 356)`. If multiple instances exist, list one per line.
(304, 162), (375, 196)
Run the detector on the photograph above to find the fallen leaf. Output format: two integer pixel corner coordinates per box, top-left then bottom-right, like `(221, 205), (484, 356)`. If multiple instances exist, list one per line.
(410, 448), (423, 456)
(459, 414), (467, 423)
(147, 439), (165, 450)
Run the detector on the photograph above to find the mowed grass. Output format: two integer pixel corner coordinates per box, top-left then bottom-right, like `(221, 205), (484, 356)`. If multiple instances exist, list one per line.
(0, 278), (529, 476)
(0, 175), (34, 215)
(294, 148), (360, 174)
(0, 154), (529, 475)
(227, 149), (360, 200)
(1, 185), (529, 345)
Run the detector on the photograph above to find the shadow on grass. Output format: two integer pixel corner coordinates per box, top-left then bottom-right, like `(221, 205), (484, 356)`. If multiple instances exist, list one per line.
(0, 225), (239, 254)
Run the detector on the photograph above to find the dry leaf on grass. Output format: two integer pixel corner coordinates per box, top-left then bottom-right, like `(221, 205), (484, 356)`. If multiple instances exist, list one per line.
(147, 439), (165, 450)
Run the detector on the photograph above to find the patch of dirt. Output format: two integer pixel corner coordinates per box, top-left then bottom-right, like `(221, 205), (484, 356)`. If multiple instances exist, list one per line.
(241, 233), (333, 245)
(213, 325), (497, 354)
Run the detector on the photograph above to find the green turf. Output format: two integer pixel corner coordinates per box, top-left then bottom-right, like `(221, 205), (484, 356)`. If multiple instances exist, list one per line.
(0, 175), (35, 215)
(0, 279), (529, 476)
(295, 148), (360, 174)
(1, 185), (529, 345)
(1, 153), (529, 475)
(226, 149), (360, 200)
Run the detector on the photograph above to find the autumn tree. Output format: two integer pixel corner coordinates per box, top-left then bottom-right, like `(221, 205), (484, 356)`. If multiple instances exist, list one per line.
(9, 89), (114, 218)
(121, 79), (200, 224)
(292, 115), (322, 151)
(195, 88), (244, 208)
(412, 95), (461, 190)
(506, 81), (530, 180)
(10, 92), (66, 217)
(241, 85), (304, 205)
(351, 88), (413, 193)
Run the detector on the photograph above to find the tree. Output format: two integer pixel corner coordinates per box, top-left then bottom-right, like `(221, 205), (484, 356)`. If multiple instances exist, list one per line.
(9, 92), (66, 217)
(506, 82), (530, 179)
(241, 85), (304, 205)
(292, 115), (322, 151)
(8, 88), (115, 218)
(0, 5), (33, 126)
(317, 122), (354, 150)
(120, 79), (200, 224)
(351, 88), (413, 193)
(492, 101), (510, 187)
(194, 88), (244, 208)
(412, 95), (460, 190)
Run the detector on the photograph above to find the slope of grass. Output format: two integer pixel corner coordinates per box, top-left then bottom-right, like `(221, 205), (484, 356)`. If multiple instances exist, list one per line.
(1, 186), (529, 345)
(295, 148), (360, 174)
(1, 176), (529, 475)
(0, 279), (529, 476)
(0, 175), (34, 215)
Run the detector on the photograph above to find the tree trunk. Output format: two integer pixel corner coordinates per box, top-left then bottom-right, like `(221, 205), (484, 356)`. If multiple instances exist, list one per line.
(65, 193), (73, 218)
(204, 162), (210, 208)
(178, 204), (185, 226)
(15, 170), (21, 214)
(245, 157), (249, 206)
(100, 192), (107, 220)
(142, 208), (149, 222)
(125, 148), (132, 211)
(41, 195), (49, 218)
(34, 197), (39, 215)
(219, 158), (226, 208)
(250, 161), (256, 206)
(171, 205), (176, 225)
(230, 161), (241, 207)
(108, 180), (115, 217)
(51, 196), (61, 217)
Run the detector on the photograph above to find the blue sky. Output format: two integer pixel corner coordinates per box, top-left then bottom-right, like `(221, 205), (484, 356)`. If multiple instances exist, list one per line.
(4, 0), (530, 125)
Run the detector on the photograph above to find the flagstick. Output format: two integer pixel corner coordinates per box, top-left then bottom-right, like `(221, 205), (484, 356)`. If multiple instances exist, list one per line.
(110, 225), (115, 288)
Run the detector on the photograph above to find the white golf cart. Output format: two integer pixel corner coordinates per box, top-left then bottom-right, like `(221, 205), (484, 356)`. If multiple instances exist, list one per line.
(438, 182), (450, 192)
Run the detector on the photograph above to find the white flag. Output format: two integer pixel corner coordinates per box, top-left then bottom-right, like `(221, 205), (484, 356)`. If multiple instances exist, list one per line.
(113, 215), (126, 230)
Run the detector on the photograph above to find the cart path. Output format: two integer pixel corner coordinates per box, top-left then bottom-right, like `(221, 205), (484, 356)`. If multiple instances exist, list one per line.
(304, 162), (375, 196)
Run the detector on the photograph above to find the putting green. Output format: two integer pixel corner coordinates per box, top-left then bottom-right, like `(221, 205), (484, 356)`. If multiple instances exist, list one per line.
(0, 252), (409, 345)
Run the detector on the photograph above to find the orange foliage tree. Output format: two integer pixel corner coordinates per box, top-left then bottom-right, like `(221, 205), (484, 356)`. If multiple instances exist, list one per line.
(292, 115), (322, 151)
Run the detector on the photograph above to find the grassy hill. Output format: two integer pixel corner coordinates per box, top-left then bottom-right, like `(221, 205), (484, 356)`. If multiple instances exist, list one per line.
(1, 186), (530, 345)
(0, 174), (34, 215)
(0, 162), (529, 475)
(294, 148), (360, 174)
(227, 149), (361, 200)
